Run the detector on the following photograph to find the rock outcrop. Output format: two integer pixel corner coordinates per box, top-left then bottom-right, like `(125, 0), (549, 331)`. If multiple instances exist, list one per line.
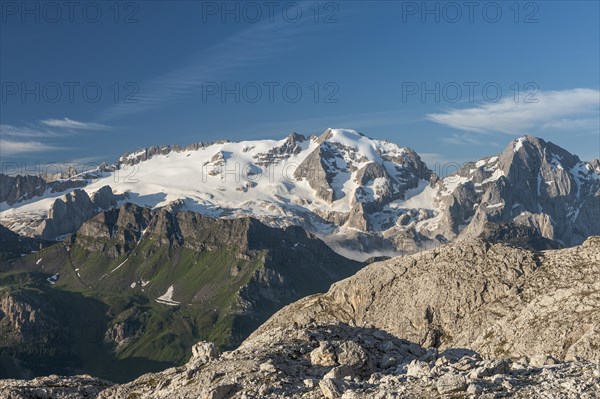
(0, 375), (112, 398)
(0, 291), (57, 338)
(2, 238), (600, 398)
(4, 323), (599, 398)
(0, 174), (87, 206)
(0, 224), (40, 260)
(256, 236), (600, 362)
(33, 186), (120, 240)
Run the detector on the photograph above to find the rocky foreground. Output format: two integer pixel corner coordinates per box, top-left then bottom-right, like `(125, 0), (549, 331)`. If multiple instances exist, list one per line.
(1, 237), (599, 398)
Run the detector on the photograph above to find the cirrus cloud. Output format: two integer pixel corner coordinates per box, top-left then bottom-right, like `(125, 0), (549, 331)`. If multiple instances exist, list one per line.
(40, 118), (110, 130)
(427, 88), (599, 135)
(0, 139), (62, 156)
(1, 118), (110, 156)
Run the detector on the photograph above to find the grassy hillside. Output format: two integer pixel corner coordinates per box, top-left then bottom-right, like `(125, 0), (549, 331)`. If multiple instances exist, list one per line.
(0, 223), (362, 382)
(0, 236), (268, 380)
(0, 207), (363, 381)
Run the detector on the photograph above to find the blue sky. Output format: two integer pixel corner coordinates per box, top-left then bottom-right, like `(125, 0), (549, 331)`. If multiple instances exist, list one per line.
(1, 0), (599, 175)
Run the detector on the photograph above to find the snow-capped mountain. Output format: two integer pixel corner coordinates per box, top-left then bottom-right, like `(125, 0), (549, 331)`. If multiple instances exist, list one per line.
(433, 136), (600, 246)
(1, 129), (599, 259)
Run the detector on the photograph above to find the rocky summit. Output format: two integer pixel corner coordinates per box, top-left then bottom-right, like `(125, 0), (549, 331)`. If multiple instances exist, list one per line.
(1, 237), (599, 398)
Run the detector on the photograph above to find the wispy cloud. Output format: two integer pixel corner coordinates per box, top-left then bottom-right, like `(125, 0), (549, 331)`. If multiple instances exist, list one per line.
(0, 139), (61, 155)
(40, 118), (110, 130)
(427, 88), (600, 135)
(98, 5), (329, 121)
(1, 118), (110, 156)
(0, 124), (62, 138)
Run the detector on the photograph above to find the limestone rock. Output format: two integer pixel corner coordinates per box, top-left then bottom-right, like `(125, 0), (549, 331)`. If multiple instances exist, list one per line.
(255, 238), (600, 363)
(436, 373), (467, 394)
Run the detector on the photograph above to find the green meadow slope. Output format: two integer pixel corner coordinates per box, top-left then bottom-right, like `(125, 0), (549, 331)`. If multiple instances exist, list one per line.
(0, 205), (364, 382)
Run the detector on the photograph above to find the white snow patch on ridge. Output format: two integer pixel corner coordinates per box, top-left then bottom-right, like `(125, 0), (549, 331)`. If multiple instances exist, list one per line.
(328, 129), (381, 163)
(481, 169), (505, 184)
(441, 176), (470, 196)
(392, 180), (436, 210)
(109, 258), (128, 274)
(514, 137), (526, 152)
(156, 285), (180, 306)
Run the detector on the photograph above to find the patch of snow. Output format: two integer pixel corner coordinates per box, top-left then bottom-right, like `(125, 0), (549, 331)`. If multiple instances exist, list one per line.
(569, 161), (598, 200)
(568, 206), (581, 222)
(393, 180), (436, 210)
(549, 154), (565, 171)
(156, 285), (180, 306)
(47, 273), (59, 285)
(137, 228), (147, 244)
(109, 258), (128, 274)
(514, 137), (526, 152)
(123, 149), (146, 161)
(440, 176), (470, 196)
(481, 169), (505, 184)
(328, 129), (381, 163)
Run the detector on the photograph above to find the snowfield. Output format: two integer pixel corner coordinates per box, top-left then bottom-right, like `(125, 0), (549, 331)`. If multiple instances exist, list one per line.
(0, 130), (434, 240)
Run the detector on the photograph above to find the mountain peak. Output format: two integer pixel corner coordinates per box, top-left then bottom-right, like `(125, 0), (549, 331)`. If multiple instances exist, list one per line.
(512, 135), (539, 152)
(505, 135), (582, 174)
(316, 128), (364, 143)
(286, 132), (306, 142)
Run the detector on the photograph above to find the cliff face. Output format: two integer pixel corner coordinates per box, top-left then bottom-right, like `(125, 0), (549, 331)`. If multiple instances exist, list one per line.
(0, 224), (41, 261)
(0, 174), (87, 205)
(33, 186), (120, 240)
(256, 237), (600, 362)
(0, 291), (57, 339)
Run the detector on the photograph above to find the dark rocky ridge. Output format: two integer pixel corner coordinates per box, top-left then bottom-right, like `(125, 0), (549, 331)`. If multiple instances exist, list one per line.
(0, 224), (41, 261)
(0, 174), (87, 206)
(74, 202), (366, 338)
